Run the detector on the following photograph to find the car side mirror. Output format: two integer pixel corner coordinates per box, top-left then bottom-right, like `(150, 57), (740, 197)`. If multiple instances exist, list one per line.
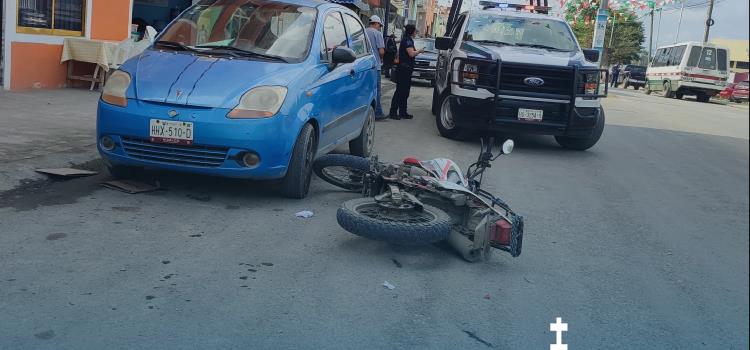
(330, 47), (356, 68)
(582, 49), (600, 62)
(435, 36), (452, 51)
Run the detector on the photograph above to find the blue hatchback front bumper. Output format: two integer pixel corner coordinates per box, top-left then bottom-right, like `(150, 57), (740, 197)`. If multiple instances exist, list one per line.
(96, 99), (294, 180)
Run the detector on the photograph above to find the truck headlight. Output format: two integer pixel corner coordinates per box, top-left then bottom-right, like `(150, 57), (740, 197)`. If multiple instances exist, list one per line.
(228, 86), (287, 119)
(460, 63), (479, 85)
(102, 70), (131, 107)
(579, 71), (600, 96)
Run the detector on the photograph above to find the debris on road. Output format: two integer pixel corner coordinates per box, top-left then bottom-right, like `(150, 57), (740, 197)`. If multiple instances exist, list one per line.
(462, 330), (493, 348)
(382, 281), (396, 290)
(483, 293), (491, 300)
(102, 179), (160, 194)
(295, 210), (314, 218)
(391, 258), (403, 268)
(36, 168), (97, 178)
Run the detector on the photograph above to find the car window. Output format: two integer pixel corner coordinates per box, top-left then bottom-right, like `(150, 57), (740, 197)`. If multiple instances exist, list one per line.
(698, 47), (717, 70)
(463, 14), (577, 52)
(668, 45), (686, 66)
(686, 46), (702, 67)
(343, 14), (369, 57)
(323, 12), (347, 58)
(717, 49), (728, 71)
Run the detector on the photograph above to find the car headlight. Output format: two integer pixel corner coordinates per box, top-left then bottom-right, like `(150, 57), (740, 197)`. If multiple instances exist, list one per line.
(228, 86), (287, 119)
(460, 63), (479, 85)
(102, 70), (131, 107)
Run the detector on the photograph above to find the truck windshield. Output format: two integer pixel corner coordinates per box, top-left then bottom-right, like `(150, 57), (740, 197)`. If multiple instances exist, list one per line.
(463, 14), (577, 52)
(158, 0), (317, 61)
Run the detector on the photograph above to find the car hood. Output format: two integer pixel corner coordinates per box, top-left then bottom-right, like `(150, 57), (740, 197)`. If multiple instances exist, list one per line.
(465, 42), (592, 68)
(129, 50), (302, 108)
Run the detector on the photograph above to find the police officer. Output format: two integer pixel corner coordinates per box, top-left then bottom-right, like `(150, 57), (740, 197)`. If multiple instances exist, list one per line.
(388, 24), (423, 120)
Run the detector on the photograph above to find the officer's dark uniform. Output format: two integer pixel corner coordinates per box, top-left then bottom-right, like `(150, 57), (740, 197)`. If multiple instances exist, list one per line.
(389, 35), (415, 119)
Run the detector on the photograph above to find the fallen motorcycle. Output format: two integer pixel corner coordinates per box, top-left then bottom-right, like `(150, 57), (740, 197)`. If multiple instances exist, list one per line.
(313, 137), (523, 262)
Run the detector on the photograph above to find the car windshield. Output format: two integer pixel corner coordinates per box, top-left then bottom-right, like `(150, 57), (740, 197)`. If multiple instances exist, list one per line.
(629, 66), (646, 73)
(414, 39), (436, 53)
(158, 0), (317, 61)
(463, 14), (577, 52)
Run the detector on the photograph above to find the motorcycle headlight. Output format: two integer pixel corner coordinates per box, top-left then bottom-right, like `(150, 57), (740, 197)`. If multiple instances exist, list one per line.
(102, 70), (131, 107)
(228, 86), (287, 119)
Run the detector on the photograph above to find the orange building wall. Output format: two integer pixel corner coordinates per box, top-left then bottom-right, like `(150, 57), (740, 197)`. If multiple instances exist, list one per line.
(10, 43), (68, 90)
(91, 1), (131, 41)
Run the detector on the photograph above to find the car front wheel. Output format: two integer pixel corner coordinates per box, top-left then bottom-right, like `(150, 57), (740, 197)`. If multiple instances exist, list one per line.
(280, 123), (316, 199)
(555, 108), (606, 151)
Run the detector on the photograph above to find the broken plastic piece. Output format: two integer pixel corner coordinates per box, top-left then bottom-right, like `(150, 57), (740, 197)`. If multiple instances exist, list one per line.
(295, 210), (314, 218)
(36, 168), (97, 178)
(383, 281), (395, 290)
(101, 180), (160, 194)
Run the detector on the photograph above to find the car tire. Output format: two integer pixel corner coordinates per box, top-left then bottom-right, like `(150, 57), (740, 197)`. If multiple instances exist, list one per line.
(436, 92), (466, 140)
(349, 107), (375, 157)
(107, 165), (140, 179)
(675, 92), (684, 100)
(697, 94), (711, 103)
(634, 85), (640, 91)
(280, 123), (316, 199)
(645, 84), (652, 95)
(431, 85), (439, 116)
(663, 82), (674, 98)
(623, 79), (630, 89)
(555, 108), (605, 151)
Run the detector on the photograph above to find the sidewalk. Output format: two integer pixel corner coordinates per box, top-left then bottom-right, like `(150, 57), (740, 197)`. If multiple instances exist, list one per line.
(0, 89), (100, 192)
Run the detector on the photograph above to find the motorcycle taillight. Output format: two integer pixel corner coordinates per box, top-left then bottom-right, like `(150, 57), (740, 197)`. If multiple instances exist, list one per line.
(489, 218), (512, 246)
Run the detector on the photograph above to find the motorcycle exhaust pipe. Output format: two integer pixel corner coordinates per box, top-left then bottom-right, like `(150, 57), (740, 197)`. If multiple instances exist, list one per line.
(448, 230), (485, 262)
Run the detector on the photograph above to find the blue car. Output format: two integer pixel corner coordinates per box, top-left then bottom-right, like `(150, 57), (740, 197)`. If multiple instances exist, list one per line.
(97, 0), (378, 198)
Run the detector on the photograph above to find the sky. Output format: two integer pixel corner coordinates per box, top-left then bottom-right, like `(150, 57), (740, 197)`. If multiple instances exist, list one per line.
(436, 0), (750, 46)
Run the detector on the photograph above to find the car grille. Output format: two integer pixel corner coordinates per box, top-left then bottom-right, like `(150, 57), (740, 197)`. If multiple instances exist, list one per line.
(121, 137), (229, 167)
(415, 60), (431, 68)
(477, 63), (575, 97)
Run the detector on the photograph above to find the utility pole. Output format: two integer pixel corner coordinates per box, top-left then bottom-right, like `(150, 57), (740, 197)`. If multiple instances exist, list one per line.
(591, 0), (610, 67)
(655, 9), (663, 49)
(675, 0), (684, 43)
(648, 8), (654, 62)
(703, 0), (715, 43)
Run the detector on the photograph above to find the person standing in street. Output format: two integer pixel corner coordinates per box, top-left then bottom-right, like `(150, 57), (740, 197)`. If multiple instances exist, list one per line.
(389, 24), (423, 120)
(611, 63), (621, 87)
(366, 16), (387, 120)
(383, 34), (397, 78)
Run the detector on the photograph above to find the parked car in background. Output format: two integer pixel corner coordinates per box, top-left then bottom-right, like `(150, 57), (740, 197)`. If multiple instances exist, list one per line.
(719, 82), (737, 99)
(646, 41), (730, 102)
(97, 0), (379, 199)
(413, 38), (438, 85)
(731, 81), (749, 102)
(618, 64), (646, 90)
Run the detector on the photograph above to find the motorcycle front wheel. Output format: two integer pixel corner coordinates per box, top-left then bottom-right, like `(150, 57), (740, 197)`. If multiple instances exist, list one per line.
(337, 198), (451, 245)
(313, 154), (370, 191)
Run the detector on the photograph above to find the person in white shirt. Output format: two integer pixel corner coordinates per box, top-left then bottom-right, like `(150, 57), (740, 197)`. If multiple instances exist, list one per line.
(366, 15), (386, 119)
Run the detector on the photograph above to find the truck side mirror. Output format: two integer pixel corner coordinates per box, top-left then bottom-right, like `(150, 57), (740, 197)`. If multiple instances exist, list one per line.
(583, 49), (600, 62)
(435, 36), (452, 51)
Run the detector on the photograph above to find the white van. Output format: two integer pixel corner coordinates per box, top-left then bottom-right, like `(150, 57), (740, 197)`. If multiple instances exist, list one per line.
(645, 42), (730, 102)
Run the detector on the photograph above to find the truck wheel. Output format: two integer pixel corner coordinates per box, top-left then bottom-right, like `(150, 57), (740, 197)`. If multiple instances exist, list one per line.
(436, 94), (465, 140)
(645, 84), (652, 95)
(634, 85), (640, 91)
(337, 198), (451, 245)
(431, 85), (439, 116)
(555, 108), (605, 151)
(675, 92), (684, 100)
(697, 94), (710, 103)
(280, 124), (316, 199)
(662, 82), (674, 98)
(349, 106), (375, 157)
(623, 79), (630, 89)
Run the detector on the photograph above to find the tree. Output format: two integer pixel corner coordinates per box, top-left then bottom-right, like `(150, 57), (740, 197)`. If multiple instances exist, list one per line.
(563, 0), (645, 65)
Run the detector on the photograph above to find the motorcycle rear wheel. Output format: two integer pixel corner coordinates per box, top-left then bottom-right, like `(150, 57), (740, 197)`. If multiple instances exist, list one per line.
(337, 198), (451, 245)
(313, 154), (370, 191)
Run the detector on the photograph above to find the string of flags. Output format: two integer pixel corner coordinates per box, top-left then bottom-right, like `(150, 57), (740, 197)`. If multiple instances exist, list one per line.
(560, 0), (680, 23)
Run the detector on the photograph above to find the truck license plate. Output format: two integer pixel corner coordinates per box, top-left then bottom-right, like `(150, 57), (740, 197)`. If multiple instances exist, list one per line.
(518, 108), (543, 122)
(149, 119), (194, 145)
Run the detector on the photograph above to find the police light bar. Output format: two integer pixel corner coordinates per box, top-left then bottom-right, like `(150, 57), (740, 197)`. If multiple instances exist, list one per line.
(479, 1), (550, 13)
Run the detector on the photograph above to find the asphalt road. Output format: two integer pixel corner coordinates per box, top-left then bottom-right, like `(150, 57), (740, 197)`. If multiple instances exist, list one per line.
(0, 84), (747, 349)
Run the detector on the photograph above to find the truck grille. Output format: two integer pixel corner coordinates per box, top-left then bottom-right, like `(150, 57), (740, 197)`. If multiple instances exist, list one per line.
(477, 63), (575, 97)
(121, 137), (229, 167)
(415, 60), (431, 68)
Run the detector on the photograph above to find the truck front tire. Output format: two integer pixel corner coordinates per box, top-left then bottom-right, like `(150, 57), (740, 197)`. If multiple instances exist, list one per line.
(555, 108), (606, 151)
(436, 93), (466, 140)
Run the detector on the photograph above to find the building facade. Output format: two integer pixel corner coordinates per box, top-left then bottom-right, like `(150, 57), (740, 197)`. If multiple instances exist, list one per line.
(711, 38), (749, 74)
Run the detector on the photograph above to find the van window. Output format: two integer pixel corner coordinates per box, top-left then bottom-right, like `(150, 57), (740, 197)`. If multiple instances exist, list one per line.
(698, 47), (717, 70)
(687, 46), (702, 67)
(668, 45), (686, 66)
(652, 48), (665, 67)
(717, 49), (728, 71)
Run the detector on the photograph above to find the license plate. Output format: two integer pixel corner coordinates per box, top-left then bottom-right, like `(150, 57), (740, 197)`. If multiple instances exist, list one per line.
(149, 119), (194, 145)
(518, 108), (543, 122)
(631, 80), (644, 83)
